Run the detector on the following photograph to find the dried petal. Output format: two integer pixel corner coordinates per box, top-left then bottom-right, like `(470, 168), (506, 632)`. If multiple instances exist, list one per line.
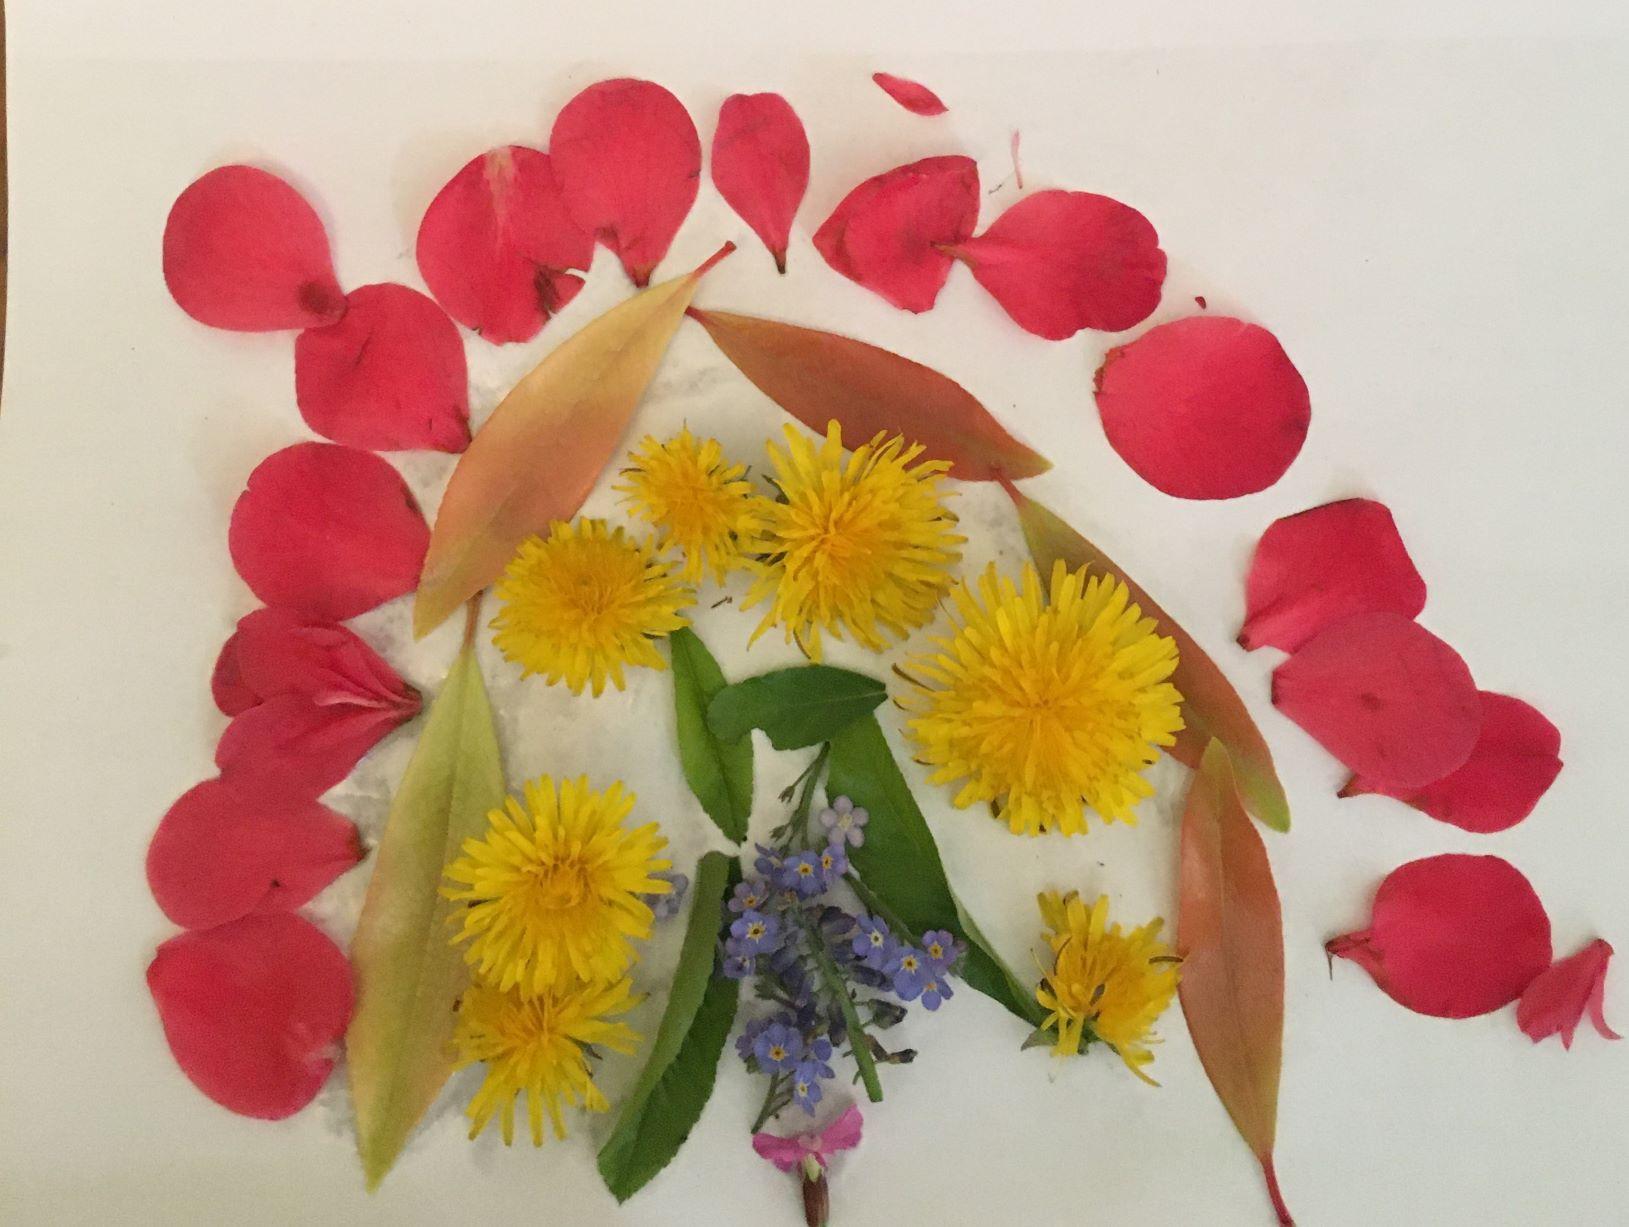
(1095, 316), (1310, 499)
(813, 156), (979, 313)
(228, 443), (429, 621)
(216, 692), (412, 797)
(163, 165), (344, 331)
(871, 72), (948, 116)
(414, 145), (593, 344)
(1239, 499), (1427, 653)
(1518, 939), (1620, 1048)
(1342, 692), (1562, 833)
(550, 79), (702, 287)
(711, 93), (810, 273)
(1273, 612), (1481, 789)
(146, 778), (362, 929)
(294, 283), (470, 452)
(147, 913), (354, 1119)
(212, 608), (420, 716)
(948, 190), (1166, 339)
(1327, 854), (1552, 1018)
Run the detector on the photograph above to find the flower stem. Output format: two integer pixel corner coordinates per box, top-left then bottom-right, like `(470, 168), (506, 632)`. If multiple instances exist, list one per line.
(798, 909), (883, 1103)
(751, 1073), (787, 1133)
(787, 744), (830, 844)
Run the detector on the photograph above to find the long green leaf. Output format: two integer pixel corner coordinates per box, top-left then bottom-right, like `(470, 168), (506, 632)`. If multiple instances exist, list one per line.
(598, 851), (740, 1202)
(346, 641), (506, 1190)
(707, 664), (886, 750)
(669, 628), (752, 842)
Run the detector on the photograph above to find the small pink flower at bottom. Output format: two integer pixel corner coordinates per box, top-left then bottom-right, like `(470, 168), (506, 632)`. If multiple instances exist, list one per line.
(1518, 938), (1620, 1049)
(752, 1105), (863, 1227)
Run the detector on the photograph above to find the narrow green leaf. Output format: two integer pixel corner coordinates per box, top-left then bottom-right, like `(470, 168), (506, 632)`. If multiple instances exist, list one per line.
(827, 715), (1047, 1028)
(669, 628), (753, 842)
(707, 664), (886, 749)
(598, 851), (740, 1203)
(346, 641), (506, 1190)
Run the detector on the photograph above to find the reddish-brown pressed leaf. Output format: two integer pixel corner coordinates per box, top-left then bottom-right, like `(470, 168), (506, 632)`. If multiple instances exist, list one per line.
(1328, 854), (1552, 1018)
(294, 283), (470, 453)
(812, 156), (979, 313)
(947, 191), (1166, 339)
(711, 93), (810, 274)
(871, 72), (949, 116)
(414, 145), (593, 344)
(1517, 939), (1620, 1049)
(1006, 486), (1290, 830)
(146, 778), (362, 930)
(1341, 692), (1562, 833)
(689, 308), (1049, 482)
(1239, 499), (1427, 653)
(1179, 741), (1292, 1226)
(550, 79), (701, 287)
(1095, 316), (1310, 499)
(147, 912), (354, 1119)
(1274, 612), (1480, 790)
(228, 443), (429, 622)
(163, 165), (345, 332)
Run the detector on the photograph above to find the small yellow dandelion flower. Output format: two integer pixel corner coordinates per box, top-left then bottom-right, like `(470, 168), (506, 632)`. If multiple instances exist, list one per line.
(454, 977), (640, 1146)
(492, 518), (692, 696)
(616, 429), (765, 583)
(745, 421), (963, 659)
(1036, 890), (1180, 1083)
(901, 559), (1183, 836)
(443, 776), (671, 995)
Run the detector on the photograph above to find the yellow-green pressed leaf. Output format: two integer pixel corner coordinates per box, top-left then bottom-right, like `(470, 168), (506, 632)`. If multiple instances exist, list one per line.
(345, 641), (506, 1189)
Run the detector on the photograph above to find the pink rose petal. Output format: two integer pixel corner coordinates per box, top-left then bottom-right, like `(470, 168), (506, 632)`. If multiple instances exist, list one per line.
(1518, 939), (1620, 1048)
(711, 93), (810, 273)
(871, 72), (949, 116)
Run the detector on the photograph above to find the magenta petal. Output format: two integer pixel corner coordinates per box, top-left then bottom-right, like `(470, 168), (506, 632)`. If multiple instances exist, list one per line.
(712, 93), (810, 273)
(1518, 939), (1620, 1048)
(871, 72), (949, 116)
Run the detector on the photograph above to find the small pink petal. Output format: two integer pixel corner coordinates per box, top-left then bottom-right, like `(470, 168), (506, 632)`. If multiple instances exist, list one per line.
(711, 93), (810, 274)
(752, 1132), (810, 1173)
(1518, 939), (1620, 1048)
(872, 72), (949, 116)
(814, 1104), (864, 1157)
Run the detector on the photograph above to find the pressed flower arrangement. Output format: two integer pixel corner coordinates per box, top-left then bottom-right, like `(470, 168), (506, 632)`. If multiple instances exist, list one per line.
(140, 67), (1616, 1227)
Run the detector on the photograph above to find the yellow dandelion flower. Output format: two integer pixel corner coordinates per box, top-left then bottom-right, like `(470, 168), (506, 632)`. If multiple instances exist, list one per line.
(616, 429), (765, 583)
(454, 977), (640, 1146)
(901, 559), (1183, 836)
(443, 776), (671, 995)
(1036, 890), (1180, 1083)
(492, 518), (692, 696)
(745, 421), (963, 659)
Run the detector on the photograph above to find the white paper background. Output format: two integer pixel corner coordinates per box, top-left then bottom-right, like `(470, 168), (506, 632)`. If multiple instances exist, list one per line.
(3, 4), (1628, 1225)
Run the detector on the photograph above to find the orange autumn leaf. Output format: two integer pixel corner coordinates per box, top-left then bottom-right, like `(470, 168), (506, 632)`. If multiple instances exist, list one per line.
(1179, 740), (1292, 1226)
(413, 246), (733, 636)
(687, 308), (1050, 482)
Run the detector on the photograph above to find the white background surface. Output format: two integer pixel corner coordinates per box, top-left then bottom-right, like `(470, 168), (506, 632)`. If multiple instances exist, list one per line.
(3, 4), (1629, 1225)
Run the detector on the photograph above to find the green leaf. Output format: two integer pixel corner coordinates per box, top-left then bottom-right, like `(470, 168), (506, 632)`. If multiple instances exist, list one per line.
(345, 641), (506, 1190)
(669, 628), (753, 842)
(598, 851), (740, 1203)
(827, 715), (1047, 1029)
(707, 664), (886, 750)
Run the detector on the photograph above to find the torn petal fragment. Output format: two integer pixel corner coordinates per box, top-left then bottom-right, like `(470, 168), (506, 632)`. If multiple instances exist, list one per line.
(871, 72), (949, 116)
(711, 93), (810, 273)
(1518, 939), (1620, 1048)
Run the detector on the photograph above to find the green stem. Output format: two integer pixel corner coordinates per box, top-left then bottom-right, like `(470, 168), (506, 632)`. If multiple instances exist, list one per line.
(787, 743), (830, 844)
(798, 910), (883, 1103)
(751, 1073), (787, 1133)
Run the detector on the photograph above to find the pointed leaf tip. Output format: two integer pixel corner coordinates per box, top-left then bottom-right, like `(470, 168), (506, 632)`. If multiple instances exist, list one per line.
(712, 93), (809, 273)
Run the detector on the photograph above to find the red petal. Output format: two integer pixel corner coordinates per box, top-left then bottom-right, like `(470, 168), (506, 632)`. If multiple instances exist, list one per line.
(1342, 692), (1562, 833)
(217, 692), (411, 797)
(146, 779), (362, 929)
(217, 607), (420, 715)
(948, 190), (1166, 339)
(1272, 611), (1481, 789)
(813, 156), (979, 313)
(1239, 499), (1428, 653)
(871, 72), (949, 116)
(147, 913), (354, 1119)
(228, 443), (429, 621)
(163, 166), (345, 332)
(210, 630), (259, 717)
(711, 93), (810, 274)
(550, 79), (701, 287)
(414, 145), (593, 344)
(1518, 939), (1620, 1048)
(294, 283), (470, 452)
(1327, 854), (1552, 1018)
(1094, 316), (1310, 499)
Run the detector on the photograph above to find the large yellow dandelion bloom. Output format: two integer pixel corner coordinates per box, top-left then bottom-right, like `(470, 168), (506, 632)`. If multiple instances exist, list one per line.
(454, 977), (640, 1145)
(616, 429), (765, 583)
(901, 560), (1183, 836)
(744, 422), (963, 659)
(1036, 890), (1180, 1083)
(443, 776), (671, 995)
(492, 518), (692, 696)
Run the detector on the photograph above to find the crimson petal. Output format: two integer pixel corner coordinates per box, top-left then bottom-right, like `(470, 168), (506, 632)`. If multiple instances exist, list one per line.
(871, 72), (949, 116)
(415, 145), (593, 344)
(216, 692), (412, 797)
(163, 165), (345, 332)
(1518, 939), (1620, 1048)
(214, 607), (420, 715)
(147, 913), (354, 1119)
(712, 93), (810, 274)
(227, 443), (429, 621)
(550, 79), (701, 287)
(1095, 315), (1310, 499)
